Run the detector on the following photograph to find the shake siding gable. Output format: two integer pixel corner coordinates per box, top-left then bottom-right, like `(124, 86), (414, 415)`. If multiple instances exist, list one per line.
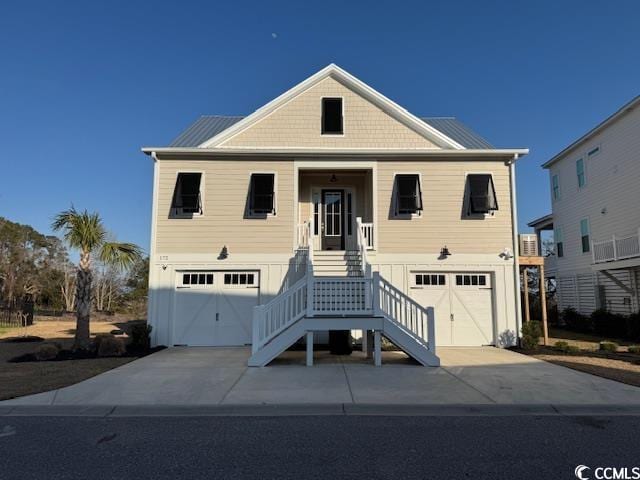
(221, 76), (439, 149)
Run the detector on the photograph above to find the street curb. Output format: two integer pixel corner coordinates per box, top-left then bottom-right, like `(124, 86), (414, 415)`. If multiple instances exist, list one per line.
(3, 403), (640, 417)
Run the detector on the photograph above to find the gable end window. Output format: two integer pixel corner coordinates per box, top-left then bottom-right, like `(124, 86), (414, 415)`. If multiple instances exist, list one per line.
(466, 174), (498, 215)
(171, 173), (202, 216)
(394, 174), (423, 216)
(249, 173), (275, 216)
(576, 158), (585, 188)
(321, 98), (343, 135)
(580, 219), (590, 253)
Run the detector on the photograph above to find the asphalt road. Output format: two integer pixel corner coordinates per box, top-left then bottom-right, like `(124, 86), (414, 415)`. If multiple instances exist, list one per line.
(1, 415), (638, 479)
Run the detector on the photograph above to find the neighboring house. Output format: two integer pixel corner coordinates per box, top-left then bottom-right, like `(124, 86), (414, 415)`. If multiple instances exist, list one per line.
(142, 64), (528, 366)
(529, 95), (640, 316)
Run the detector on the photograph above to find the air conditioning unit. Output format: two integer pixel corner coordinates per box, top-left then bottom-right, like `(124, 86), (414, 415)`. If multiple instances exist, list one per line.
(519, 234), (539, 257)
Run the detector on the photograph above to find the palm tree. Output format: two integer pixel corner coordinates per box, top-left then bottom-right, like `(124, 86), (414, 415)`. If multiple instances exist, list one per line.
(52, 207), (142, 350)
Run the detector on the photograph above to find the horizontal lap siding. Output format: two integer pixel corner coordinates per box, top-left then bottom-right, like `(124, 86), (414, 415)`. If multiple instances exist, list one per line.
(376, 160), (513, 253)
(156, 160), (294, 253)
(221, 76), (437, 149)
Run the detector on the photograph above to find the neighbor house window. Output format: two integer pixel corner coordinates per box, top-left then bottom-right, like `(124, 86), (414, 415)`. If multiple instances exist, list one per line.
(576, 158), (585, 188)
(394, 174), (423, 215)
(171, 173), (202, 216)
(552, 175), (560, 201)
(466, 174), (498, 215)
(249, 173), (275, 216)
(554, 227), (564, 258)
(580, 218), (590, 253)
(321, 98), (343, 135)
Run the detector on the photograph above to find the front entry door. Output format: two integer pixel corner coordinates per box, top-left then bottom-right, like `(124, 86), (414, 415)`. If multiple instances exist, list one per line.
(322, 190), (344, 250)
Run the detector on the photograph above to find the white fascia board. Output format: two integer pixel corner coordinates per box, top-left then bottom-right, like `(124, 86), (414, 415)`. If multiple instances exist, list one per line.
(196, 64), (465, 150)
(142, 147), (529, 158)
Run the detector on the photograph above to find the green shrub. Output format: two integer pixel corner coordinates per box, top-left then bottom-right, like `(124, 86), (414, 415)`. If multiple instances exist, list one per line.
(562, 307), (592, 333)
(129, 323), (152, 351)
(521, 321), (542, 350)
(97, 335), (125, 357)
(34, 342), (60, 361)
(554, 341), (570, 352)
(627, 345), (640, 354)
(599, 341), (618, 352)
(592, 309), (627, 338)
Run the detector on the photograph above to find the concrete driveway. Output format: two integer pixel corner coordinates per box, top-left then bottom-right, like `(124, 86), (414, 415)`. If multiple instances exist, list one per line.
(4, 347), (640, 407)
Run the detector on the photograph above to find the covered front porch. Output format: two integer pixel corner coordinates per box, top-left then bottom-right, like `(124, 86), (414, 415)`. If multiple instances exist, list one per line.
(296, 167), (375, 251)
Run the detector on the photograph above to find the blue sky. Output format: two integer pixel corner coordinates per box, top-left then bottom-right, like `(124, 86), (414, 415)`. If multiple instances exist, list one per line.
(1, 0), (639, 253)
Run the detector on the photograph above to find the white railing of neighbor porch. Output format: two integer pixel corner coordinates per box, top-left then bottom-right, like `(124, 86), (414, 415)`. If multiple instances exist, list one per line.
(592, 229), (640, 264)
(374, 272), (435, 353)
(356, 217), (372, 277)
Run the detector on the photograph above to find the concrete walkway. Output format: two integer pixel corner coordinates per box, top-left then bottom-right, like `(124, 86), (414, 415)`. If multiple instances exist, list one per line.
(3, 347), (640, 410)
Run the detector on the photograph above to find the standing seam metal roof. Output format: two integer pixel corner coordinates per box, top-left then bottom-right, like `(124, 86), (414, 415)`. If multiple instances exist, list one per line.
(168, 115), (494, 149)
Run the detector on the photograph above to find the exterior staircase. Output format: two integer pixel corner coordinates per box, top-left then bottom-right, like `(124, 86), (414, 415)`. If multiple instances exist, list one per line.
(312, 250), (363, 277)
(247, 219), (440, 368)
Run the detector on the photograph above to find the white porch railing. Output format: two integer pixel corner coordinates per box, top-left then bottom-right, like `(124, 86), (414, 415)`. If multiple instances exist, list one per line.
(592, 229), (640, 264)
(374, 272), (435, 352)
(356, 217), (372, 277)
(310, 277), (373, 315)
(359, 221), (374, 250)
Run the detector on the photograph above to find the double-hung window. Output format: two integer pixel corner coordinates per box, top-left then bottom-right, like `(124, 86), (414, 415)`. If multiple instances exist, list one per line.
(249, 173), (276, 216)
(171, 173), (202, 217)
(576, 158), (585, 188)
(580, 218), (590, 253)
(466, 174), (498, 215)
(552, 174), (560, 201)
(394, 174), (423, 216)
(554, 227), (564, 258)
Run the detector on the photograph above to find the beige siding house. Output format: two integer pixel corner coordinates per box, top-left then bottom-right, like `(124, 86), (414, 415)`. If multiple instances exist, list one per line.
(143, 65), (528, 366)
(529, 95), (640, 316)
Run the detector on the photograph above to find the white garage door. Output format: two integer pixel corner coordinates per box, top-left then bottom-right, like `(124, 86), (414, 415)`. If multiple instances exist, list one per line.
(410, 272), (494, 346)
(173, 271), (259, 346)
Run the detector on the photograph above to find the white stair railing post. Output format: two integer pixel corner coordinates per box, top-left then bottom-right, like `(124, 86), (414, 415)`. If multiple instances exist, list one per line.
(306, 272), (314, 317)
(591, 240), (596, 264)
(612, 234), (617, 261)
(372, 271), (381, 316)
(427, 306), (436, 355)
(252, 305), (264, 355)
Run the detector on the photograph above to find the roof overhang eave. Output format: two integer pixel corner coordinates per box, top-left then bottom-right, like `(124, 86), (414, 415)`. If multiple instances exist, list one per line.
(141, 147), (529, 159)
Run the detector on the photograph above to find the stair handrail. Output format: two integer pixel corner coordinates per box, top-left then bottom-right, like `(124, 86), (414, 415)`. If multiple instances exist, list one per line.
(356, 217), (371, 277)
(374, 272), (436, 354)
(252, 276), (308, 354)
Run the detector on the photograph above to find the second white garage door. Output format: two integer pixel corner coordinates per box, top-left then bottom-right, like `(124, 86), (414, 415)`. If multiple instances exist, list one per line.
(410, 272), (494, 346)
(173, 271), (259, 346)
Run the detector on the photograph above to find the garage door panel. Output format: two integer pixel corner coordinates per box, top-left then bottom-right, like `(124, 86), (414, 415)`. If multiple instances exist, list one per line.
(410, 271), (494, 347)
(173, 270), (259, 346)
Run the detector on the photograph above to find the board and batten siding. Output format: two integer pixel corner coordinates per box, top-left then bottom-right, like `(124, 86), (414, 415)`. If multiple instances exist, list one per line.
(155, 160), (294, 254)
(220, 76), (438, 149)
(376, 160), (513, 254)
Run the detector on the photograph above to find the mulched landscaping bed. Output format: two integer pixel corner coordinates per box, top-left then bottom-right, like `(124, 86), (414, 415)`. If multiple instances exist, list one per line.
(9, 345), (166, 363)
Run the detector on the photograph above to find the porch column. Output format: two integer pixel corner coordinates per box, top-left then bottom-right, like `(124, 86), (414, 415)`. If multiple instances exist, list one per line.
(522, 268), (530, 323)
(366, 330), (374, 359)
(361, 329), (368, 356)
(540, 265), (549, 346)
(306, 331), (314, 366)
(374, 331), (381, 366)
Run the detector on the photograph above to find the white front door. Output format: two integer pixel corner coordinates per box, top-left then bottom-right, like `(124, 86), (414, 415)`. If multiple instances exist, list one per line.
(173, 271), (259, 346)
(410, 272), (494, 346)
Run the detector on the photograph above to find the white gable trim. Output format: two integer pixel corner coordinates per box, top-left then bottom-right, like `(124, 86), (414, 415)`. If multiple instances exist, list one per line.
(198, 64), (465, 150)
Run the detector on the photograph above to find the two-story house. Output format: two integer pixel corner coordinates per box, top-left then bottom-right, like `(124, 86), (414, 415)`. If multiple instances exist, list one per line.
(142, 65), (528, 366)
(529, 95), (640, 316)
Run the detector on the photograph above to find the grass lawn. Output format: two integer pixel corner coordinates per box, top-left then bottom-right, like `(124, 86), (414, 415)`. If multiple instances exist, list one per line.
(0, 318), (141, 401)
(517, 325), (640, 388)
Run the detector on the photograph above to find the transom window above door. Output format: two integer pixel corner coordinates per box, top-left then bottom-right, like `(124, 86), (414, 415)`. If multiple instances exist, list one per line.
(321, 98), (343, 135)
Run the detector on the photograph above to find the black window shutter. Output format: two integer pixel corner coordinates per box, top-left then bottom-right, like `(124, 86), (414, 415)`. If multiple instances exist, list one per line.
(171, 173), (202, 214)
(467, 174), (498, 214)
(322, 98), (343, 134)
(250, 174), (275, 214)
(395, 174), (422, 215)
